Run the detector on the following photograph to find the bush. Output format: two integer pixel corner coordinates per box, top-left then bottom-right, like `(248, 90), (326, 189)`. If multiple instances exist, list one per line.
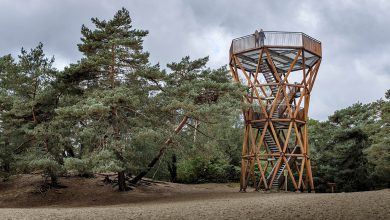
(174, 136), (240, 183)
(64, 157), (94, 177)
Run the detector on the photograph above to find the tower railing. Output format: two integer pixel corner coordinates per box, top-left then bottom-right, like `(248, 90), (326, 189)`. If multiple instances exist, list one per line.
(231, 31), (321, 56)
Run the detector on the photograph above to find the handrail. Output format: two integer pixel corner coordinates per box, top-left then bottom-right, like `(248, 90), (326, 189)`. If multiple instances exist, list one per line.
(233, 31), (304, 41)
(232, 31), (321, 57)
(302, 33), (321, 44)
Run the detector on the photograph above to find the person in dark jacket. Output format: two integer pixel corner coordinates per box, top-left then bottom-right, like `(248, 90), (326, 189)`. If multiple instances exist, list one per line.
(259, 29), (266, 46)
(254, 29), (260, 47)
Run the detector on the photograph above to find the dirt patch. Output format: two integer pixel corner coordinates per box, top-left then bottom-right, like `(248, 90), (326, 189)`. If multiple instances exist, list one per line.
(0, 174), (238, 208)
(0, 175), (389, 219)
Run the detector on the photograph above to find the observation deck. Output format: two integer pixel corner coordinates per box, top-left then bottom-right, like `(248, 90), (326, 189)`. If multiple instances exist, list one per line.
(229, 31), (321, 74)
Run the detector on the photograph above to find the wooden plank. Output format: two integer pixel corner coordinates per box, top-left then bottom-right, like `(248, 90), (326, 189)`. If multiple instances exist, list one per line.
(297, 157), (306, 189)
(293, 88), (305, 118)
(282, 122), (293, 153)
(230, 54), (240, 82)
(282, 84), (294, 118)
(255, 48), (264, 77)
(256, 122), (269, 153)
(256, 83), (305, 88)
(306, 158), (315, 190)
(269, 86), (282, 118)
(302, 50), (307, 91)
(293, 122), (304, 152)
(248, 126), (259, 188)
(265, 48), (282, 82)
(285, 154), (305, 157)
(248, 125), (268, 189)
(309, 59), (321, 92)
(256, 157), (269, 189)
(259, 153), (280, 156)
(257, 160), (271, 189)
(240, 125), (249, 190)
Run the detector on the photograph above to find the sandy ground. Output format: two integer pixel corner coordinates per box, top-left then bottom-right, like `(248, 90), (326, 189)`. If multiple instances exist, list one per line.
(0, 175), (389, 219)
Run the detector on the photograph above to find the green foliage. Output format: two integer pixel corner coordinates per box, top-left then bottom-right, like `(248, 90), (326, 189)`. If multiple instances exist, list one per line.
(311, 90), (390, 192)
(14, 148), (63, 179)
(177, 141), (236, 183)
(364, 89), (390, 188)
(64, 157), (94, 177)
(52, 8), (153, 190)
(0, 43), (61, 181)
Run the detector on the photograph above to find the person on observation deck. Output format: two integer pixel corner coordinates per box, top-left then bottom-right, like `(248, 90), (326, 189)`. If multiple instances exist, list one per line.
(254, 29), (260, 47)
(259, 29), (266, 46)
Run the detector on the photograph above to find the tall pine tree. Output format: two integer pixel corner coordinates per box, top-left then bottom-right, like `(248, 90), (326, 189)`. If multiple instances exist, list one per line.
(0, 44), (60, 183)
(56, 8), (149, 190)
(130, 56), (243, 183)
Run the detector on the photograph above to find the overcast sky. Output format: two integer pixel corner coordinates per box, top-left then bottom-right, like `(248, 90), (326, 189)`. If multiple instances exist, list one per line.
(0, 0), (389, 120)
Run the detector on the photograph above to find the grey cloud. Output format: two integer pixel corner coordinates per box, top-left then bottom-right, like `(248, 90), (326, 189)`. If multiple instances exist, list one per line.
(0, 0), (389, 120)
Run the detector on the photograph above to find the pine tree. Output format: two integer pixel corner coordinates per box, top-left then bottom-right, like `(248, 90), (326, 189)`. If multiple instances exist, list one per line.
(56, 8), (150, 190)
(0, 44), (61, 183)
(310, 91), (390, 192)
(364, 90), (390, 188)
(0, 54), (18, 177)
(130, 56), (243, 183)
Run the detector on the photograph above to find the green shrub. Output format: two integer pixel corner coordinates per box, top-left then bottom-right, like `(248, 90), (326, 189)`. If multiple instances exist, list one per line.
(64, 157), (94, 177)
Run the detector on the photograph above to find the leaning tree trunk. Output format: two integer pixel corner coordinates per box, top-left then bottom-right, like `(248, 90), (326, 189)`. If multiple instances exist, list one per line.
(130, 116), (189, 184)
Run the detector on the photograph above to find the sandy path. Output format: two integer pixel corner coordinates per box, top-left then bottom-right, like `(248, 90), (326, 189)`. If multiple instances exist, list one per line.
(1, 189), (389, 220)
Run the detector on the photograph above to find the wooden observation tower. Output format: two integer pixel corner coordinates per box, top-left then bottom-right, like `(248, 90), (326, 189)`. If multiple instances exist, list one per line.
(229, 31), (322, 192)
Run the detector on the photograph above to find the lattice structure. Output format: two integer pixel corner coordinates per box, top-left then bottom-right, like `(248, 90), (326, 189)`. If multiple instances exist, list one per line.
(229, 31), (322, 192)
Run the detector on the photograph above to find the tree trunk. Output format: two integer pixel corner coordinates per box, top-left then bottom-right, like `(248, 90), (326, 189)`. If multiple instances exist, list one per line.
(118, 171), (126, 191)
(193, 120), (200, 142)
(2, 161), (10, 173)
(167, 154), (177, 182)
(130, 116), (189, 184)
(50, 173), (58, 186)
(109, 50), (126, 191)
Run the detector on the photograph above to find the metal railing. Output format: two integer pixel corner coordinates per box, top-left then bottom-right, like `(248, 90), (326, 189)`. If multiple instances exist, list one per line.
(231, 31), (321, 56)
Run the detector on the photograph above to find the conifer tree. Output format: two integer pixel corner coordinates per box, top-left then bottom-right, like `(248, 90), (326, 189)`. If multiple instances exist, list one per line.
(0, 54), (18, 177)
(0, 44), (60, 183)
(365, 90), (390, 188)
(56, 8), (150, 190)
(131, 56), (243, 183)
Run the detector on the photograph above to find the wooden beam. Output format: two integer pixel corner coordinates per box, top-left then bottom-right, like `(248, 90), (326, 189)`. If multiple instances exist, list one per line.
(281, 49), (302, 84)
(265, 48), (282, 82)
(283, 156), (298, 190)
(234, 56), (269, 118)
(297, 157), (306, 190)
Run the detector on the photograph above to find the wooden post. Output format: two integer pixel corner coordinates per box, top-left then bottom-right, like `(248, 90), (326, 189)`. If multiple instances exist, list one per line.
(284, 169), (288, 192)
